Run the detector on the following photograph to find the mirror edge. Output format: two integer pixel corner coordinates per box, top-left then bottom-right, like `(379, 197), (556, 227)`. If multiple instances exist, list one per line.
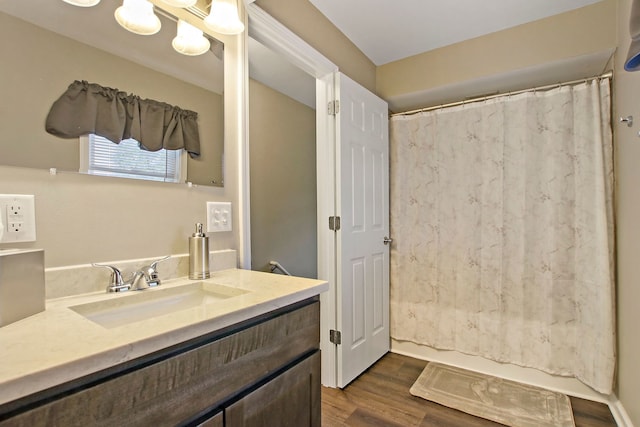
(149, 0), (250, 268)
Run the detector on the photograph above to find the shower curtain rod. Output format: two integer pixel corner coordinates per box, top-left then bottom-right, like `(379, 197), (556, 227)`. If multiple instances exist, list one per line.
(391, 70), (613, 117)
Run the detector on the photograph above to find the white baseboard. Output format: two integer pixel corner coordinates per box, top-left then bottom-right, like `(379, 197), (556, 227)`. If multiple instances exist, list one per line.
(609, 398), (636, 427)
(391, 339), (634, 427)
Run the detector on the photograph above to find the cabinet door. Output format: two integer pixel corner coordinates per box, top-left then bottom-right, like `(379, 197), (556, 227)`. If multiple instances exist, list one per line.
(225, 351), (320, 427)
(197, 410), (223, 427)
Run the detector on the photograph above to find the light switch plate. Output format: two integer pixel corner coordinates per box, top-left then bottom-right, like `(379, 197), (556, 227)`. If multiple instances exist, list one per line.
(207, 202), (232, 233)
(0, 194), (37, 243)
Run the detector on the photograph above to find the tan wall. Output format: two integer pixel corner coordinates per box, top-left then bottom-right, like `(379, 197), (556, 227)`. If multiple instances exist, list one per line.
(377, 0), (617, 106)
(249, 79), (317, 278)
(0, 13), (237, 268)
(0, 166), (233, 268)
(0, 12), (224, 187)
(253, 0), (376, 93)
(614, 0), (640, 424)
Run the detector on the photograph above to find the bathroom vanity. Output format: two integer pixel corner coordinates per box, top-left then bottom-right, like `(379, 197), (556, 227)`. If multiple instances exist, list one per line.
(0, 269), (328, 426)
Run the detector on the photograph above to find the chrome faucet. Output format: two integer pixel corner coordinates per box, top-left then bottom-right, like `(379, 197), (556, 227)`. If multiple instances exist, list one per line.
(135, 256), (169, 290)
(93, 255), (170, 293)
(92, 264), (130, 293)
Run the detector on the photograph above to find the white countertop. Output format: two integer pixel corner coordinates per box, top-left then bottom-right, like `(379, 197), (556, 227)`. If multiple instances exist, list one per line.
(0, 269), (328, 406)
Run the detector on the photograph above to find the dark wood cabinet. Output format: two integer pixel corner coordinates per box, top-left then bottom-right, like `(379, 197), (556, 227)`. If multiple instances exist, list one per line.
(0, 298), (320, 427)
(225, 352), (321, 427)
(197, 411), (224, 427)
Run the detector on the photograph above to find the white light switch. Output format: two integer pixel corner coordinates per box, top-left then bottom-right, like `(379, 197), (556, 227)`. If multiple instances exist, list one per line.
(207, 202), (232, 233)
(0, 194), (37, 243)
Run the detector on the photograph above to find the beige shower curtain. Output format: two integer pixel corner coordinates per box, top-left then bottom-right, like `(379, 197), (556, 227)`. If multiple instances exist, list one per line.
(389, 78), (615, 394)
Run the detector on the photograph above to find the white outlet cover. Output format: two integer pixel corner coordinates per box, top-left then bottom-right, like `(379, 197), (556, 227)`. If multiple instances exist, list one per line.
(207, 202), (232, 233)
(0, 194), (36, 243)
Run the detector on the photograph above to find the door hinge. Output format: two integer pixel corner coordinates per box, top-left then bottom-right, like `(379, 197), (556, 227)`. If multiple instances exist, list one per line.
(329, 216), (341, 231)
(327, 100), (340, 116)
(330, 329), (342, 345)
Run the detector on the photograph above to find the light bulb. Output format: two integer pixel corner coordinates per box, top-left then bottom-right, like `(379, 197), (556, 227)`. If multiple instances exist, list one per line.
(172, 20), (211, 56)
(62, 0), (101, 6)
(204, 0), (244, 35)
(114, 0), (161, 35)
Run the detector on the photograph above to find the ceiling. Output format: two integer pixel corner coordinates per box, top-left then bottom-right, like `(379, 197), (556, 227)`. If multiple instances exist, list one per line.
(0, 0), (610, 112)
(248, 0), (612, 111)
(308, 0), (604, 66)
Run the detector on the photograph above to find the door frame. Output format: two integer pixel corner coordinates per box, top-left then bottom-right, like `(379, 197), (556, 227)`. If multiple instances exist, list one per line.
(247, 4), (340, 387)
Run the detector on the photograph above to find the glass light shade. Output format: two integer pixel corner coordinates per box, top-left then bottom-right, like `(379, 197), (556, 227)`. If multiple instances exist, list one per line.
(204, 0), (244, 35)
(62, 0), (101, 6)
(161, 0), (197, 7)
(172, 20), (210, 56)
(114, 0), (161, 35)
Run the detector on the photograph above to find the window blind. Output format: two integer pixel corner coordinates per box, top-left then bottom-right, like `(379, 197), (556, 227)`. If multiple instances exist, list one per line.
(87, 135), (181, 182)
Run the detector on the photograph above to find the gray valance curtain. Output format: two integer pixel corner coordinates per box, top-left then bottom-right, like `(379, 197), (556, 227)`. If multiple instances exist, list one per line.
(45, 80), (201, 158)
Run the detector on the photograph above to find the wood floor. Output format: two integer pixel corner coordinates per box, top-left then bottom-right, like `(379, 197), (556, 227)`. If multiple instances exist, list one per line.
(321, 353), (617, 427)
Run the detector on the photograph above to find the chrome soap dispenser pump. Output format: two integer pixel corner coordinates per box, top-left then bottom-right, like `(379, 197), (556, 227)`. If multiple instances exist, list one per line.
(189, 223), (210, 279)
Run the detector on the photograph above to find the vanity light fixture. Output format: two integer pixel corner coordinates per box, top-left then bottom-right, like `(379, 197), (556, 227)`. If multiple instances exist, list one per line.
(63, 0), (239, 55)
(204, 0), (244, 35)
(62, 0), (101, 6)
(172, 19), (211, 56)
(115, 0), (162, 35)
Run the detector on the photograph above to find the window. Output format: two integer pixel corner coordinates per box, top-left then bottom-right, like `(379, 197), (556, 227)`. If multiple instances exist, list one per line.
(80, 135), (185, 183)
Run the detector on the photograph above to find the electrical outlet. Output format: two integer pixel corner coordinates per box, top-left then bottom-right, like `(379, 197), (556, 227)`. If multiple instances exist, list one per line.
(7, 202), (23, 217)
(7, 222), (24, 233)
(0, 195), (36, 243)
(207, 202), (232, 233)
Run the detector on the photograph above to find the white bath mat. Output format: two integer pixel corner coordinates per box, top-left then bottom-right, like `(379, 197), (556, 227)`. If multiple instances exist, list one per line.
(410, 362), (575, 427)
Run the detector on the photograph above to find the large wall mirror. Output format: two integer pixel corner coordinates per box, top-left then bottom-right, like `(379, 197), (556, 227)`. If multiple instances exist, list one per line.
(0, 0), (225, 187)
(247, 34), (317, 276)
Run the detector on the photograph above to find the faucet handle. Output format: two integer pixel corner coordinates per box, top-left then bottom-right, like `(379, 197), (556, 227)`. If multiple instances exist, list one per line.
(141, 255), (170, 287)
(149, 255), (170, 270)
(92, 263), (130, 293)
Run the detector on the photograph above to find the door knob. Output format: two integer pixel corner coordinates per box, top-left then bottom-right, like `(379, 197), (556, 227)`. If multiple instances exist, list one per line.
(383, 236), (393, 245)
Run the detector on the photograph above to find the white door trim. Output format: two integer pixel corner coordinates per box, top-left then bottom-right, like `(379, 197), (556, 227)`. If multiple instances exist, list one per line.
(237, 2), (251, 270)
(315, 72), (339, 387)
(246, 4), (340, 387)
(247, 5), (337, 78)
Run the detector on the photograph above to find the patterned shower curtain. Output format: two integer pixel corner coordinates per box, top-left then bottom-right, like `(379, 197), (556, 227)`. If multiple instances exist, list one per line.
(389, 78), (615, 394)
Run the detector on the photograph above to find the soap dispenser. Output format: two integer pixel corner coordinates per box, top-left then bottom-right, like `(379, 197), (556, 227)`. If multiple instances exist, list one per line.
(189, 223), (210, 279)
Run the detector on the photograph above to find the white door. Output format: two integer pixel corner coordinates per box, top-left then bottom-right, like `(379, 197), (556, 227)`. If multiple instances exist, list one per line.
(335, 72), (390, 387)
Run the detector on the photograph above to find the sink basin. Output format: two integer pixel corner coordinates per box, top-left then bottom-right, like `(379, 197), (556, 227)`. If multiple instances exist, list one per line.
(69, 282), (249, 329)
